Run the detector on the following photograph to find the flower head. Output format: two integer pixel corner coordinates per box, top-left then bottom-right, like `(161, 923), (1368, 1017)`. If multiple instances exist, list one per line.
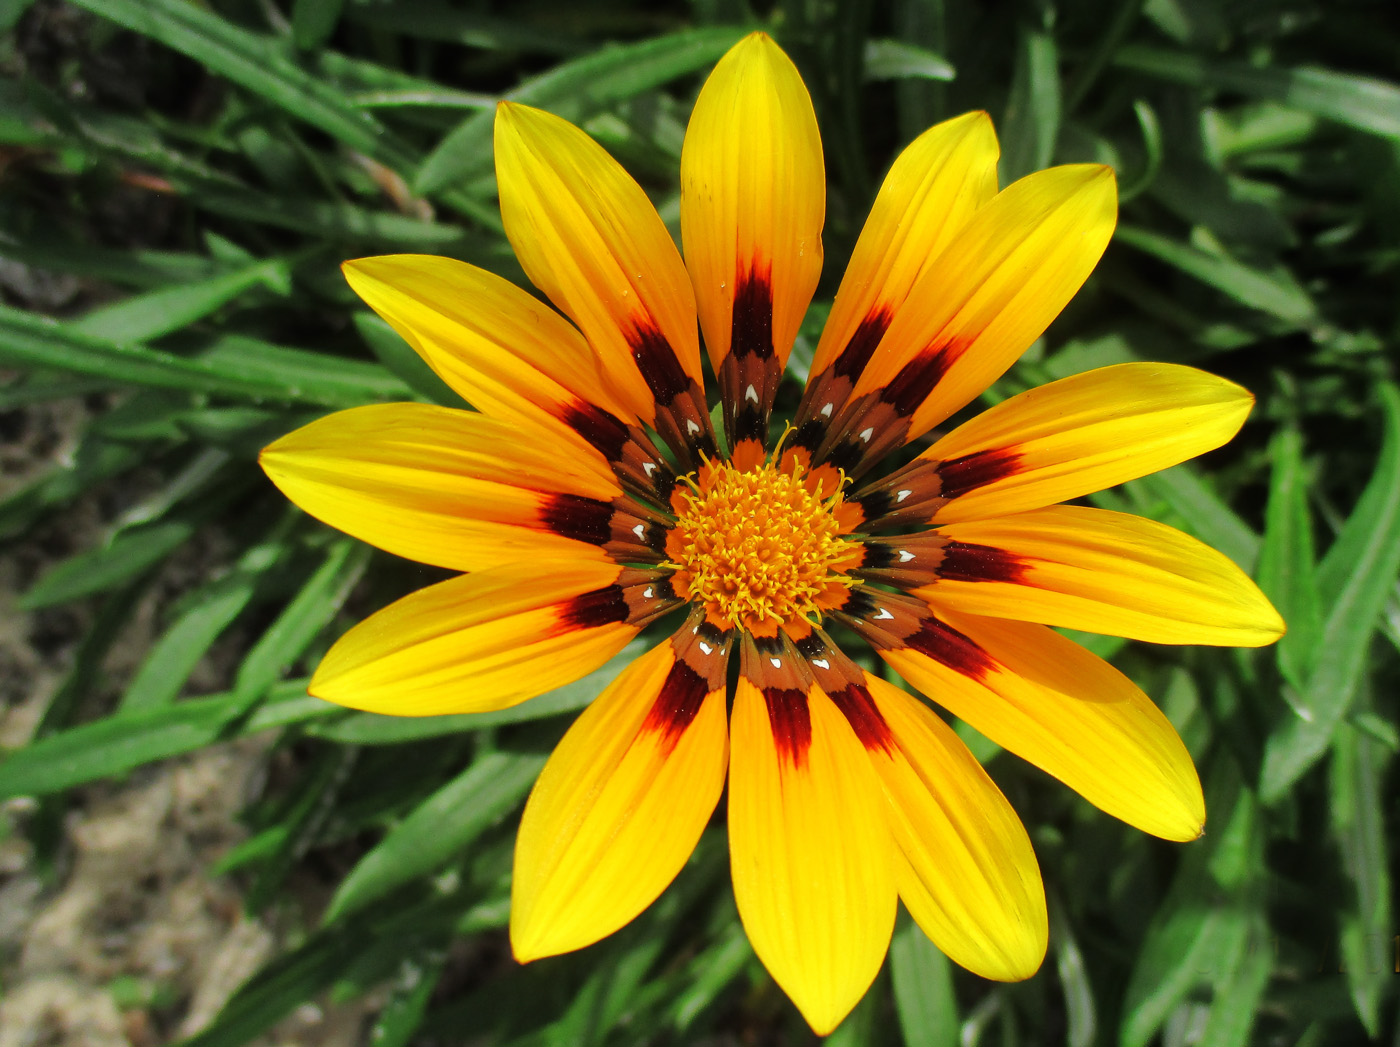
(260, 33), (1284, 1035)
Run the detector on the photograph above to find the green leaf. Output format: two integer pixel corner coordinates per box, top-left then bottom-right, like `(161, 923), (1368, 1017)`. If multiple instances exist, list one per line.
(325, 748), (545, 922)
(1000, 25), (1061, 183)
(1261, 384), (1400, 800)
(862, 39), (956, 83)
(352, 311), (458, 406)
(1114, 46), (1400, 142)
(1257, 425), (1321, 696)
(889, 916), (958, 1047)
(1329, 722), (1392, 1035)
(69, 259), (291, 345)
(231, 540), (370, 707)
(121, 519), (298, 710)
(291, 0), (343, 51)
(415, 27), (747, 194)
(1196, 924), (1273, 1047)
(69, 0), (420, 175)
(0, 304), (326, 403)
(307, 638), (650, 744)
(197, 334), (416, 406)
(22, 518), (196, 610)
(0, 684), (332, 798)
(1115, 225), (1318, 325)
(1125, 464), (1261, 572)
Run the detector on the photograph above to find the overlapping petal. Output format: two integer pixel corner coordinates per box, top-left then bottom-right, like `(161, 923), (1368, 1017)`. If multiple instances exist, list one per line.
(495, 102), (703, 429)
(728, 675), (896, 1035)
(869, 601), (1204, 841)
(916, 505), (1285, 645)
(864, 675), (1047, 981)
(343, 254), (634, 432)
(311, 559), (644, 716)
(260, 403), (622, 572)
(844, 164), (1117, 445)
(808, 110), (998, 385)
(512, 638), (729, 961)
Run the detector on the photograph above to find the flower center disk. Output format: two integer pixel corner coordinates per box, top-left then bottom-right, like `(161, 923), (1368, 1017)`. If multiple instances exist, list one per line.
(666, 459), (860, 636)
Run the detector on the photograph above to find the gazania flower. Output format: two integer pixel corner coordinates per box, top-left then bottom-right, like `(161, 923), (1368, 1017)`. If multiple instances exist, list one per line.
(260, 33), (1284, 1034)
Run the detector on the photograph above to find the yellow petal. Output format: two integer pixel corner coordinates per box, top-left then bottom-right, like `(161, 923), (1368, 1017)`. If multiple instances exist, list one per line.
(343, 254), (632, 428)
(847, 164), (1117, 443)
(851, 595), (1204, 840)
(729, 675), (896, 1035)
(808, 110), (998, 384)
(512, 631), (730, 960)
(682, 33), (823, 374)
(495, 102), (705, 435)
(259, 402), (621, 572)
(864, 676), (1047, 981)
(915, 505), (1285, 645)
(311, 559), (648, 716)
(855, 363), (1254, 528)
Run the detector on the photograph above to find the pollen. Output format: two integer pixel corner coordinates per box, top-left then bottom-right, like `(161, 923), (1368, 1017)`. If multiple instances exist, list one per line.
(665, 458), (861, 635)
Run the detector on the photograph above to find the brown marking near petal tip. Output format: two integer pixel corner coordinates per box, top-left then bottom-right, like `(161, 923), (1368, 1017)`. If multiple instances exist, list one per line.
(731, 264), (775, 362)
(642, 615), (732, 752)
(815, 395), (911, 481)
(794, 632), (894, 753)
(861, 534), (1027, 590)
(555, 585), (631, 630)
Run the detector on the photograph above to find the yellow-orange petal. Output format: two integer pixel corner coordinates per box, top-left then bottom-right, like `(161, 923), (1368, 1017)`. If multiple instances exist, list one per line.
(853, 597), (1203, 841)
(512, 632), (730, 961)
(849, 164), (1116, 441)
(494, 102), (703, 429)
(310, 558), (643, 716)
(808, 110), (998, 384)
(343, 254), (634, 432)
(681, 32), (823, 374)
(863, 676), (1047, 981)
(855, 363), (1255, 528)
(259, 402), (620, 572)
(915, 505), (1285, 645)
(728, 674), (896, 1035)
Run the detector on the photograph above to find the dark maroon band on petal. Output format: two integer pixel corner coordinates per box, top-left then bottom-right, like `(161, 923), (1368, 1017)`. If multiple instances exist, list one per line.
(561, 401), (630, 461)
(764, 686), (813, 767)
(938, 540), (1028, 584)
(883, 342), (957, 417)
(833, 308), (892, 380)
(731, 265), (775, 362)
(937, 447), (1023, 499)
(538, 493), (614, 545)
(628, 322), (691, 404)
(907, 616), (996, 682)
(643, 659), (710, 750)
(827, 682), (894, 754)
(557, 584), (631, 630)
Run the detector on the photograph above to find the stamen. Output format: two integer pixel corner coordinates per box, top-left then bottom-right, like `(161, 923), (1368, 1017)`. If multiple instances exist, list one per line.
(664, 456), (862, 634)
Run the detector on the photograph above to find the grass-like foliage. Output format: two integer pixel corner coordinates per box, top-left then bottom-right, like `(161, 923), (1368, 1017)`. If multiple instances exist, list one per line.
(3, 0), (1399, 1043)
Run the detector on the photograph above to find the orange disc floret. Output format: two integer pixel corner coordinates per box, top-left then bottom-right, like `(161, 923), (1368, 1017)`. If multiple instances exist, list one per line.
(665, 458), (860, 635)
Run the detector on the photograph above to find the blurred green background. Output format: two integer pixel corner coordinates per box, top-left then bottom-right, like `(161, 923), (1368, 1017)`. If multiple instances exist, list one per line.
(1, 0), (1399, 1044)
